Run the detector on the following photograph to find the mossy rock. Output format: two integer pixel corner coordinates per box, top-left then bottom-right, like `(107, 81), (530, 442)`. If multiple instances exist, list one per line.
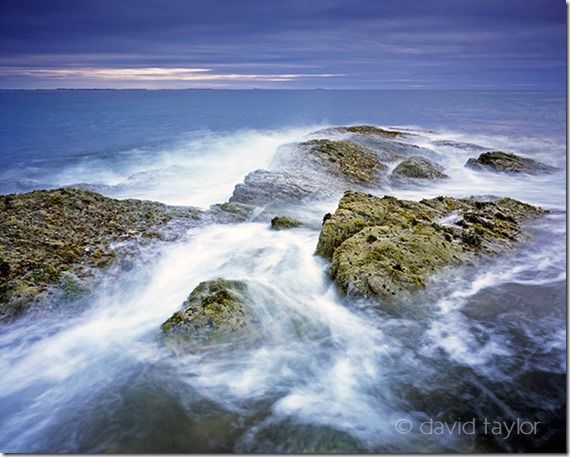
(316, 192), (545, 304)
(0, 279), (42, 320)
(270, 216), (303, 230)
(161, 279), (258, 351)
(0, 188), (202, 320)
(391, 157), (448, 180)
(300, 139), (387, 183)
(465, 151), (556, 175)
(208, 201), (255, 222)
(58, 271), (90, 299)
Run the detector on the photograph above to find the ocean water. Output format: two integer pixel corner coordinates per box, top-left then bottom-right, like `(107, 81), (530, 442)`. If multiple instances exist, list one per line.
(0, 90), (566, 453)
(0, 90), (565, 205)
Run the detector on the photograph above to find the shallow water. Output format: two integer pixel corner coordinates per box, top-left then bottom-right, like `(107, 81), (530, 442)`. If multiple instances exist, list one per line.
(0, 90), (565, 452)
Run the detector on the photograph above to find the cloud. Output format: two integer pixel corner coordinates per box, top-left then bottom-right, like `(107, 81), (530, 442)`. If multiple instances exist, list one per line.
(0, 66), (342, 83)
(0, 0), (564, 89)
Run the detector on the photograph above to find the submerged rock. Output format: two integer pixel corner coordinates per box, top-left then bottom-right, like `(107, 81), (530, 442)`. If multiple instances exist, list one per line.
(432, 139), (489, 151)
(390, 157), (449, 181)
(270, 216), (303, 230)
(466, 151), (556, 174)
(161, 279), (257, 349)
(0, 188), (202, 320)
(316, 191), (544, 304)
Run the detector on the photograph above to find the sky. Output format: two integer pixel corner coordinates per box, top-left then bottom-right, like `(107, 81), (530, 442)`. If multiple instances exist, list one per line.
(0, 0), (566, 90)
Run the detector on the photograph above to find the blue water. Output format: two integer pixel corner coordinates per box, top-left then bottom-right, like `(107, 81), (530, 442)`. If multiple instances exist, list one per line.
(0, 89), (565, 207)
(0, 89), (566, 453)
(0, 89), (565, 165)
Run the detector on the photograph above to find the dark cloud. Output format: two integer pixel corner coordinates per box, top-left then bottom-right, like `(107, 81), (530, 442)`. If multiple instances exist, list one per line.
(0, 0), (565, 89)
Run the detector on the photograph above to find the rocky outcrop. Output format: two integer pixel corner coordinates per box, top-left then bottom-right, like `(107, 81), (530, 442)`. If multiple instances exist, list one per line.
(390, 157), (448, 181)
(340, 125), (405, 138)
(229, 140), (386, 209)
(161, 279), (257, 350)
(466, 151), (556, 174)
(296, 139), (387, 184)
(270, 216), (303, 230)
(316, 192), (544, 303)
(0, 188), (201, 320)
(229, 170), (326, 207)
(313, 125), (405, 138)
(229, 132), (440, 210)
(308, 126), (440, 163)
(207, 201), (255, 223)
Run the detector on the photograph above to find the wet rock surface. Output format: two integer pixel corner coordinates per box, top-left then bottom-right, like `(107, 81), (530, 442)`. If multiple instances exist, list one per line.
(0, 188), (202, 320)
(340, 125), (406, 138)
(466, 151), (556, 174)
(284, 139), (387, 184)
(270, 216), (304, 230)
(316, 191), (544, 304)
(161, 279), (257, 350)
(227, 127), (445, 211)
(390, 156), (449, 181)
(207, 201), (255, 223)
(313, 125), (406, 138)
(229, 169), (326, 207)
(432, 139), (489, 151)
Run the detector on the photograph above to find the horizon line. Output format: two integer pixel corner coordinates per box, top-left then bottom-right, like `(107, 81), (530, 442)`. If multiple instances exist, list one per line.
(0, 87), (564, 92)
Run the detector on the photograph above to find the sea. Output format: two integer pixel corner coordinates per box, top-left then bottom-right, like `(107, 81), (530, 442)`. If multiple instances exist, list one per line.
(0, 89), (566, 452)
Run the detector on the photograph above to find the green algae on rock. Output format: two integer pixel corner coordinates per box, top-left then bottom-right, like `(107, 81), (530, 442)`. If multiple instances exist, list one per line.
(270, 216), (304, 230)
(391, 157), (449, 181)
(465, 151), (556, 175)
(161, 279), (257, 350)
(0, 188), (202, 320)
(316, 191), (544, 302)
(300, 139), (387, 183)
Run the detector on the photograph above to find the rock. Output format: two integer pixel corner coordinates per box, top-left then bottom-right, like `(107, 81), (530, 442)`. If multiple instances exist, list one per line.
(432, 140), (489, 151)
(297, 139), (387, 184)
(0, 280), (42, 320)
(207, 201), (255, 223)
(229, 169), (327, 207)
(352, 137), (442, 163)
(390, 157), (449, 181)
(466, 151), (556, 174)
(313, 125), (405, 138)
(0, 188), (202, 320)
(316, 191), (544, 303)
(270, 216), (303, 230)
(341, 125), (405, 138)
(308, 125), (441, 163)
(161, 279), (256, 350)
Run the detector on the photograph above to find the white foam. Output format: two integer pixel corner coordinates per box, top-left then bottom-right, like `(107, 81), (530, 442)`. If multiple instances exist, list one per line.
(53, 126), (325, 207)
